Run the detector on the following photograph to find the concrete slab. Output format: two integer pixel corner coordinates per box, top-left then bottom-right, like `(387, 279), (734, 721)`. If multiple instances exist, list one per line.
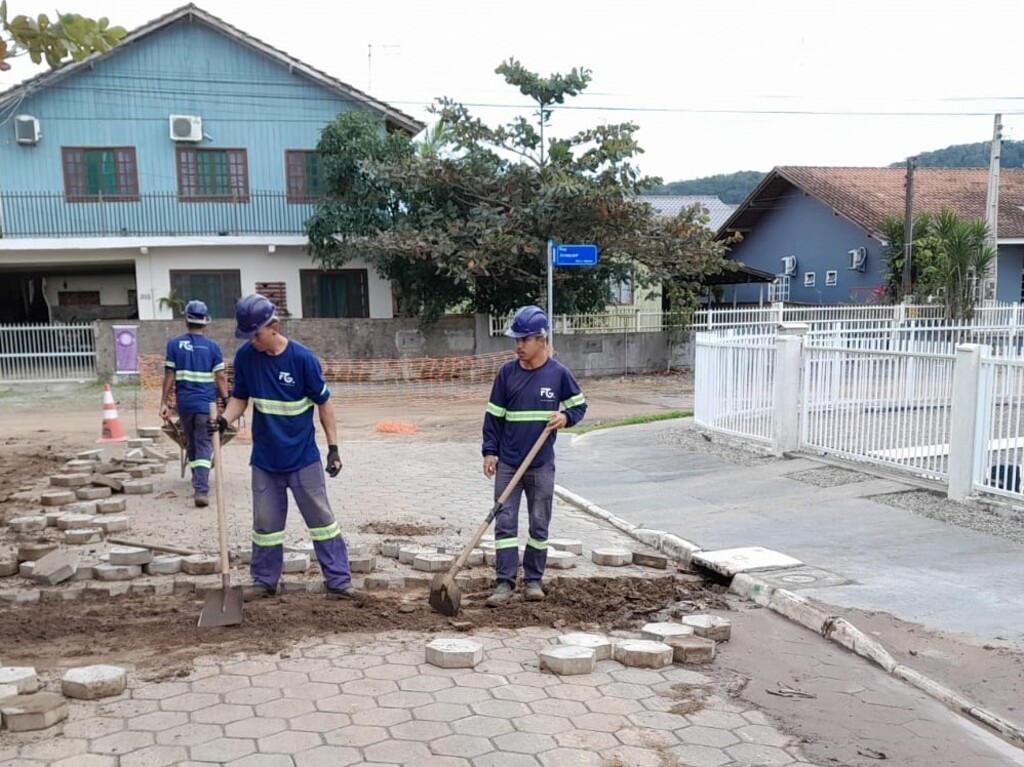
(64, 528), (103, 545)
(612, 639), (674, 669)
(95, 497), (127, 514)
(56, 514), (98, 531)
(665, 634), (716, 664)
(0, 667), (39, 693)
(692, 547), (803, 577)
(93, 563), (141, 581)
(76, 486), (113, 500)
(31, 549), (78, 586)
(49, 473), (91, 488)
(16, 542), (57, 562)
(39, 490), (75, 506)
(539, 645), (596, 675)
(681, 614), (732, 642)
(109, 547), (152, 566)
(425, 638), (483, 669)
(557, 632), (613, 661)
(144, 555), (182, 576)
(8, 515), (47, 533)
(591, 548), (632, 566)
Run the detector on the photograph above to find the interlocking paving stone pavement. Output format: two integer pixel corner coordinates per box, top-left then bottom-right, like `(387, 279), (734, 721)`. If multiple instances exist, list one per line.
(0, 629), (820, 767)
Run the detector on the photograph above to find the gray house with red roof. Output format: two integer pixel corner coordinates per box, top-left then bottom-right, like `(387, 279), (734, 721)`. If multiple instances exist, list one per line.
(717, 167), (1024, 305)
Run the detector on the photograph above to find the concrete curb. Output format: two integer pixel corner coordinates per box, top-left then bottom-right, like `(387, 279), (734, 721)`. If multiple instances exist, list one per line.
(553, 484), (1024, 748)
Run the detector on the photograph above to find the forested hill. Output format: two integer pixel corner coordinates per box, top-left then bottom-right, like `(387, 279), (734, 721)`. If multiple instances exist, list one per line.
(652, 140), (1024, 204)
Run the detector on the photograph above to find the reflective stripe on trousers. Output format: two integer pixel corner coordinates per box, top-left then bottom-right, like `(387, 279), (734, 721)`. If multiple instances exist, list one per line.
(181, 411), (211, 495)
(250, 461), (352, 591)
(492, 460), (555, 585)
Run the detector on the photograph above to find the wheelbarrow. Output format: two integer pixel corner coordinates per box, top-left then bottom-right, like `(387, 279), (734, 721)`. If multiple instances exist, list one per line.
(161, 415), (239, 478)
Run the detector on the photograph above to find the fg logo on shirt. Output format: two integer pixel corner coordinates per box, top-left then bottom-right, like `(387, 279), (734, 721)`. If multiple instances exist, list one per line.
(540, 387), (556, 400)
(178, 340), (193, 352)
(278, 371), (295, 386)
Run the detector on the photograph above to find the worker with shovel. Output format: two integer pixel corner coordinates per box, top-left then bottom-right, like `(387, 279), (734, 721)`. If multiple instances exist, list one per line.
(160, 299), (229, 508)
(482, 306), (587, 606)
(208, 293), (360, 601)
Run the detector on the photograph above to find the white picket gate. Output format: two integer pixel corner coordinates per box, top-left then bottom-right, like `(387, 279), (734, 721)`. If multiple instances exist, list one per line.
(0, 323), (97, 382)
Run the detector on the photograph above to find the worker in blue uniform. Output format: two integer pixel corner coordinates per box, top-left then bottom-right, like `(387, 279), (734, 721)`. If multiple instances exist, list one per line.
(161, 299), (229, 508)
(209, 294), (359, 600)
(482, 305), (587, 606)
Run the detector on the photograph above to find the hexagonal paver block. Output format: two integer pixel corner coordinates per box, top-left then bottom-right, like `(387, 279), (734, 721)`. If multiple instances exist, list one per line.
(57, 513), (98, 530)
(412, 552), (455, 572)
(181, 555), (219, 575)
(425, 638), (483, 669)
(665, 634), (716, 664)
(96, 497), (128, 514)
(0, 666), (39, 693)
(546, 550), (577, 569)
(681, 614), (732, 642)
(612, 640), (674, 669)
(640, 622), (695, 642)
(556, 632), (613, 661)
(8, 515), (47, 533)
(632, 551), (668, 569)
(0, 691), (68, 731)
(40, 490), (76, 506)
(591, 548), (632, 566)
(547, 538), (583, 555)
(94, 563), (141, 581)
(539, 645), (595, 676)
(61, 664), (127, 699)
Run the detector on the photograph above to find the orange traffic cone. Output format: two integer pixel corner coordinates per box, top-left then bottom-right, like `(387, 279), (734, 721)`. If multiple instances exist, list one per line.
(97, 383), (128, 443)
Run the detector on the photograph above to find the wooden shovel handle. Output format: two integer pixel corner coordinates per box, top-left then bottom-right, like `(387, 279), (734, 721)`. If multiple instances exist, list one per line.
(210, 403), (230, 585)
(452, 426), (554, 573)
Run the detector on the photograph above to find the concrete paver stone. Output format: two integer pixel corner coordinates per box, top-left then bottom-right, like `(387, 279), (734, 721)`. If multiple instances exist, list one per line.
(281, 553), (310, 573)
(612, 640), (675, 669)
(0, 691), (68, 731)
(640, 622), (696, 642)
(539, 646), (597, 676)
(61, 665), (128, 700)
(95, 497), (127, 514)
(556, 633), (613, 661)
(591, 548), (633, 566)
(0, 667), (38, 693)
(7, 516), (47, 533)
(93, 563), (141, 581)
(64, 528), (103, 545)
(425, 638), (484, 669)
(40, 490), (76, 506)
(412, 553), (455, 572)
(682, 614), (732, 642)
(31, 549), (78, 585)
(56, 513), (97, 530)
(546, 550), (577, 569)
(144, 555), (182, 575)
(692, 546), (803, 577)
(547, 538), (584, 555)
(109, 547), (152, 566)
(665, 634), (716, 664)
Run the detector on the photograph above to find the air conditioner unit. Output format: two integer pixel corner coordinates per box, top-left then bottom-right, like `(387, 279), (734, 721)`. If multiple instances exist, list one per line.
(14, 115), (40, 145)
(848, 247), (867, 272)
(169, 114), (203, 142)
(781, 255), (797, 277)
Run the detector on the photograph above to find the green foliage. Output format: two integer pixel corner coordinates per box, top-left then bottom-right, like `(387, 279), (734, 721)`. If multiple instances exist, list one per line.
(650, 171), (765, 204)
(889, 140), (1024, 169)
(0, 3), (125, 70)
(306, 62), (733, 321)
(881, 210), (995, 321)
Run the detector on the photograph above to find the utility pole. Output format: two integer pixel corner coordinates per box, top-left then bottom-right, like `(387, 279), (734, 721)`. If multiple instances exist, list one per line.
(901, 158), (916, 299)
(983, 114), (1003, 301)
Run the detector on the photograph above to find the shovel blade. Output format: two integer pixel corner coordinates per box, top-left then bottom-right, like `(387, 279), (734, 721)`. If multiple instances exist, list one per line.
(428, 573), (461, 617)
(198, 586), (244, 627)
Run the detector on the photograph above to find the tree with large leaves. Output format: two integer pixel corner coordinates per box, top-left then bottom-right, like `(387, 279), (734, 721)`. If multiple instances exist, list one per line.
(307, 59), (734, 320)
(0, 3), (125, 71)
(881, 209), (995, 320)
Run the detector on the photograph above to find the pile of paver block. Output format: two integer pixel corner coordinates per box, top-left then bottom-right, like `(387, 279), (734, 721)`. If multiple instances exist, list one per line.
(0, 664), (127, 732)
(423, 613), (731, 676)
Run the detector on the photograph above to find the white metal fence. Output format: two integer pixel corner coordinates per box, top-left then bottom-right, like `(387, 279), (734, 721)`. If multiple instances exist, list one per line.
(696, 324), (1024, 503)
(0, 323), (97, 382)
(489, 309), (679, 336)
(694, 330), (776, 444)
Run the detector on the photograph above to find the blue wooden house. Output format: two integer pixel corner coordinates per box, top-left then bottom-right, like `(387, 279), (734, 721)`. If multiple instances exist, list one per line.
(717, 166), (1024, 305)
(0, 4), (422, 324)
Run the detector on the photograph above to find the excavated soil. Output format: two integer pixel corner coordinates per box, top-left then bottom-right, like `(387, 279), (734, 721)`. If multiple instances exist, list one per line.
(0, 437), (69, 522)
(359, 521), (442, 537)
(3, 576), (725, 676)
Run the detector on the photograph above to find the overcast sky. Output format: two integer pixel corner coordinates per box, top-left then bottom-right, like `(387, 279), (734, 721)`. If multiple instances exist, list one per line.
(3, 0), (1021, 182)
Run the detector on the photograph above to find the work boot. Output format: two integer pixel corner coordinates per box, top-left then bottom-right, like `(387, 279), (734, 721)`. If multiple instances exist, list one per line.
(242, 584), (275, 601)
(326, 585), (364, 601)
(524, 581), (546, 602)
(194, 494), (209, 508)
(486, 581), (514, 607)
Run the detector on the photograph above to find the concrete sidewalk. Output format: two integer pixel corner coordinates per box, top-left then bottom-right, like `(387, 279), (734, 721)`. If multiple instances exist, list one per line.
(556, 419), (1024, 649)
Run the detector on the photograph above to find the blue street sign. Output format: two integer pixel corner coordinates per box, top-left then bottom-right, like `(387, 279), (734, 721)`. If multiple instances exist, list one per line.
(553, 243), (598, 267)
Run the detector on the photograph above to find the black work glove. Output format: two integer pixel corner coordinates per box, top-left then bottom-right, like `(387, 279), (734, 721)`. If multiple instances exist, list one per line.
(326, 445), (342, 478)
(207, 415), (228, 435)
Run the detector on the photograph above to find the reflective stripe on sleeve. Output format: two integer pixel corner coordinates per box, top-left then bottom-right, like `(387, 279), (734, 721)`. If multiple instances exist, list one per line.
(486, 402), (507, 418)
(561, 393), (586, 409)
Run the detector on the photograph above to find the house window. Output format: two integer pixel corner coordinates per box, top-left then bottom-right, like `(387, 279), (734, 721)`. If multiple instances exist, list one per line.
(286, 150), (326, 203)
(58, 291), (101, 306)
(609, 276), (634, 305)
(176, 148), (249, 202)
(62, 147), (139, 201)
(169, 270), (241, 319)
(825, 270), (838, 287)
(300, 269), (369, 318)
(804, 272), (816, 288)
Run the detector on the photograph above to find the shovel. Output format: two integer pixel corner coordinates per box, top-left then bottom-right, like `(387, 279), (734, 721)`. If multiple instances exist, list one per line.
(198, 402), (243, 627)
(429, 426), (554, 617)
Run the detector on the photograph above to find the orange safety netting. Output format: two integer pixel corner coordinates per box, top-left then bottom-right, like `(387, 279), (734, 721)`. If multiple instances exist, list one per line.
(138, 351), (514, 406)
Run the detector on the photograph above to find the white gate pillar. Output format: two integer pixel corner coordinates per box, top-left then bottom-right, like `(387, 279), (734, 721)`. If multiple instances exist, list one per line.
(948, 343), (984, 501)
(773, 324), (807, 456)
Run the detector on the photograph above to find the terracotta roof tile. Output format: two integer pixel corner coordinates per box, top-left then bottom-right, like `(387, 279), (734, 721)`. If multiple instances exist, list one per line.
(722, 167), (1024, 240)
